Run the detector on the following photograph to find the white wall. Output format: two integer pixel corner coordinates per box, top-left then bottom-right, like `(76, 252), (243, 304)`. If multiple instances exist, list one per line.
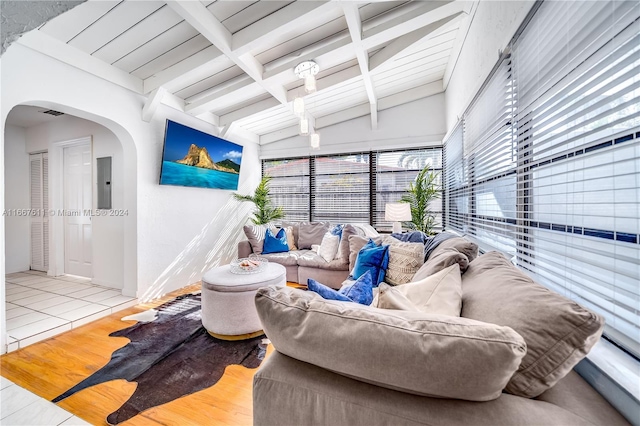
(137, 106), (260, 301)
(261, 94), (446, 159)
(24, 115), (125, 288)
(4, 125), (29, 273)
(1, 41), (262, 353)
(444, 0), (534, 133)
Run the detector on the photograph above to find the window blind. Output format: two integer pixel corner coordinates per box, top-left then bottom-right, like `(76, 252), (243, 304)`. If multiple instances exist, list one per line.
(446, 57), (518, 254)
(312, 154), (370, 223)
(262, 158), (310, 222)
(444, 123), (465, 232)
(263, 148), (443, 230)
(374, 148), (443, 231)
(443, 0), (640, 357)
(513, 0), (640, 357)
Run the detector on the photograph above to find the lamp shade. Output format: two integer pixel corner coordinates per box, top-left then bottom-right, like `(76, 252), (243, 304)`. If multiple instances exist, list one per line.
(304, 74), (316, 93)
(299, 118), (310, 136)
(385, 203), (411, 221)
(293, 97), (305, 117)
(310, 133), (320, 149)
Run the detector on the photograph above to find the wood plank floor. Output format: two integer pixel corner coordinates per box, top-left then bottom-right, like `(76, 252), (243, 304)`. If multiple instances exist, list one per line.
(0, 283), (290, 426)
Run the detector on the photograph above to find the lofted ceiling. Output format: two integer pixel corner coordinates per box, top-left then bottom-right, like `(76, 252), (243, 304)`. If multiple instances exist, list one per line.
(18, 0), (474, 144)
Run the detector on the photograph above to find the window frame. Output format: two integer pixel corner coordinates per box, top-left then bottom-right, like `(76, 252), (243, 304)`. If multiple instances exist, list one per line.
(262, 147), (443, 232)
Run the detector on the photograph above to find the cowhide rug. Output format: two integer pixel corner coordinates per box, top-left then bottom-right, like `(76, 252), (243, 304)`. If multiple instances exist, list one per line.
(52, 293), (268, 425)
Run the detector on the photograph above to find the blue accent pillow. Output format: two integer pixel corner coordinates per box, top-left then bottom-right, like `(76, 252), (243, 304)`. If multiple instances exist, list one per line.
(262, 228), (289, 254)
(352, 239), (389, 286)
(307, 270), (374, 305)
(330, 224), (344, 238)
(338, 270), (374, 305)
(307, 278), (351, 302)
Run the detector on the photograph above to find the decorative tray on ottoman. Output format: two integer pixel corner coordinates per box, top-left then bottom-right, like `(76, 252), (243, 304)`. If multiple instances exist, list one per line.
(230, 255), (269, 274)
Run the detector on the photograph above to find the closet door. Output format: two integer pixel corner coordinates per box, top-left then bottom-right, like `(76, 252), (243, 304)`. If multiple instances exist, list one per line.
(30, 153), (49, 272)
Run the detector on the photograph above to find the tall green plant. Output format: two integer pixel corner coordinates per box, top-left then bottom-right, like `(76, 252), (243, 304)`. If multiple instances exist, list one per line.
(233, 175), (285, 225)
(400, 166), (441, 235)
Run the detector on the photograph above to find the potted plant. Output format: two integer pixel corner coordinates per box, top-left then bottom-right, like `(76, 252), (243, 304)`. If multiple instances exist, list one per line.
(400, 165), (441, 235)
(233, 175), (285, 225)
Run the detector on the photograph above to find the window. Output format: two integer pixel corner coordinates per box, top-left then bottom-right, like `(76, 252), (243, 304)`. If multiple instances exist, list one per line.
(313, 154), (370, 223)
(445, 58), (518, 254)
(262, 148), (443, 230)
(375, 149), (443, 231)
(262, 158), (310, 222)
(443, 0), (640, 357)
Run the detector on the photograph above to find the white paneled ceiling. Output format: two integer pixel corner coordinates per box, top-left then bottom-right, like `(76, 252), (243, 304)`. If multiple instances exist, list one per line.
(30, 0), (474, 144)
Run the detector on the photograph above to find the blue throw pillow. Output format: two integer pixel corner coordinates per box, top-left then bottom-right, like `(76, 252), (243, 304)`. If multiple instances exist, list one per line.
(262, 228), (289, 254)
(307, 270), (374, 305)
(330, 224), (344, 238)
(352, 239), (389, 286)
(338, 270), (374, 305)
(307, 278), (351, 302)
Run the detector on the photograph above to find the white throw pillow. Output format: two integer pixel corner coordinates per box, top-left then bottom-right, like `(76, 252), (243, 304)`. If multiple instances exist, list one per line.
(318, 232), (340, 262)
(373, 264), (462, 317)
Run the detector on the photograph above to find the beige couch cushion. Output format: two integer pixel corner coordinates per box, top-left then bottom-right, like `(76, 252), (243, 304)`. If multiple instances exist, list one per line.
(297, 251), (348, 271)
(375, 264), (462, 316)
(414, 247), (469, 281)
(256, 286), (526, 402)
(243, 224), (276, 255)
(461, 251), (605, 398)
(429, 237), (479, 263)
(255, 352), (631, 426)
(381, 236), (424, 285)
(298, 222), (330, 249)
(336, 224), (357, 263)
(260, 250), (310, 266)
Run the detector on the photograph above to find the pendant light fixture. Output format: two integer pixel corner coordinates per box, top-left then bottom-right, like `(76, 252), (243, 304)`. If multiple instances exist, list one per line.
(293, 97), (305, 117)
(294, 60), (319, 94)
(310, 132), (320, 149)
(299, 117), (310, 136)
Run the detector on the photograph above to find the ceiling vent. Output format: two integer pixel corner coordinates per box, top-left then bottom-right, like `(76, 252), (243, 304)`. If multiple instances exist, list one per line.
(41, 109), (64, 116)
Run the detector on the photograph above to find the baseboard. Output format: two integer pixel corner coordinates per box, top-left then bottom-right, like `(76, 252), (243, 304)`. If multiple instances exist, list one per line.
(90, 278), (122, 290)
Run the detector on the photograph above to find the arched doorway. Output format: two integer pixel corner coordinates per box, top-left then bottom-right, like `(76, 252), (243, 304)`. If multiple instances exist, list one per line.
(2, 102), (138, 353)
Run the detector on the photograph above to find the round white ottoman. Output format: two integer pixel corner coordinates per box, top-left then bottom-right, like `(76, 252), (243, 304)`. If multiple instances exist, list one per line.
(201, 263), (286, 340)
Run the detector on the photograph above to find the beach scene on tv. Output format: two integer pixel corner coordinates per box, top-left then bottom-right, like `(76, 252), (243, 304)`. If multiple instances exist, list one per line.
(160, 120), (243, 190)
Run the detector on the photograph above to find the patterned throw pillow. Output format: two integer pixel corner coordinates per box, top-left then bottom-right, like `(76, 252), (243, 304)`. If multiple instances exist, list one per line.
(382, 236), (424, 285)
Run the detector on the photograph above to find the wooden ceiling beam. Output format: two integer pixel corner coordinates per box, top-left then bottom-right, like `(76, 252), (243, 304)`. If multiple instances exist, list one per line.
(231, 1), (463, 132)
(16, 30), (143, 94)
(342, 2), (377, 129)
(260, 80), (443, 145)
(369, 13), (464, 72)
(143, 45), (227, 94)
(166, 0), (289, 115)
(232, 1), (339, 56)
(362, 1), (465, 50)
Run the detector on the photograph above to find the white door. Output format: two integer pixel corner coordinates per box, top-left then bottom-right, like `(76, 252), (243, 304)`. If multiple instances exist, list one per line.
(30, 153), (49, 272)
(64, 143), (92, 277)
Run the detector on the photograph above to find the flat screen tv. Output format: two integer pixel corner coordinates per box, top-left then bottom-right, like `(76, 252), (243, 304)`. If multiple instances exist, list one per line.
(159, 120), (243, 190)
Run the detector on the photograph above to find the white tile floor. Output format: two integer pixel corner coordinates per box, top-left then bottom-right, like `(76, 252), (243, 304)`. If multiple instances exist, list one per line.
(0, 376), (90, 425)
(5, 270), (137, 352)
